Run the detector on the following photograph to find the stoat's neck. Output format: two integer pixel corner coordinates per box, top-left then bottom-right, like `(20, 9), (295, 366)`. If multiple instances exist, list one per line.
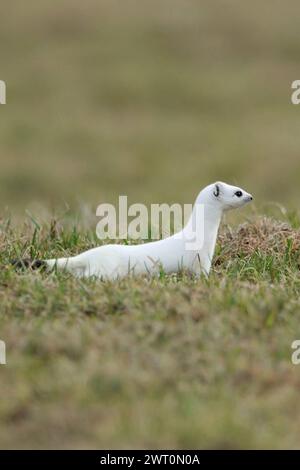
(183, 203), (222, 245)
(181, 192), (223, 273)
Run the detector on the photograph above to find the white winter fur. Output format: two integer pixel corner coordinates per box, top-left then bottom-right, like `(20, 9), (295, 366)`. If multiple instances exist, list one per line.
(45, 182), (252, 280)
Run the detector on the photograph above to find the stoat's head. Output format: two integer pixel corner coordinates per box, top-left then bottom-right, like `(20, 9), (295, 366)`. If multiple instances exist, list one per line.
(201, 181), (253, 211)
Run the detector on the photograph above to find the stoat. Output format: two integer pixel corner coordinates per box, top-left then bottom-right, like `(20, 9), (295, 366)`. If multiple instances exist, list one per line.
(13, 182), (253, 280)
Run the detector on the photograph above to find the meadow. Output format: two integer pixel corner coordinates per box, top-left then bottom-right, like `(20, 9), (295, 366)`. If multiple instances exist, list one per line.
(1, 0), (300, 449)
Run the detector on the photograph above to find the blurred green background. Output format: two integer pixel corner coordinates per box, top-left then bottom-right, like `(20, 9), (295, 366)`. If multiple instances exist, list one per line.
(1, 0), (300, 215)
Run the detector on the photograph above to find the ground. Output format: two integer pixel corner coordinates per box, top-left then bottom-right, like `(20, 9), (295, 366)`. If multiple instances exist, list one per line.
(0, 216), (300, 449)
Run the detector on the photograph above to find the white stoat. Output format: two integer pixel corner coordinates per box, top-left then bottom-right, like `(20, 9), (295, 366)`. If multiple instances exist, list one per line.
(18, 182), (253, 280)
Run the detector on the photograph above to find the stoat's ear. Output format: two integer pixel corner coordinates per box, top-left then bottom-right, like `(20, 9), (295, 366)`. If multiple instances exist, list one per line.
(213, 183), (220, 197)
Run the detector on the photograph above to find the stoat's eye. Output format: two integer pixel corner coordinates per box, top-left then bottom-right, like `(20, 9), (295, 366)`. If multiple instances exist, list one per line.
(235, 190), (243, 198)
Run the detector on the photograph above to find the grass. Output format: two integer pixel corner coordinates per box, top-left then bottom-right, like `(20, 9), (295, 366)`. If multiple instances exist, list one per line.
(1, 0), (300, 449)
(0, 215), (300, 449)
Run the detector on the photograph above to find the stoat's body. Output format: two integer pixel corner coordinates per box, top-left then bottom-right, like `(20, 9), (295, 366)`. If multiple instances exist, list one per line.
(16, 182), (253, 280)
